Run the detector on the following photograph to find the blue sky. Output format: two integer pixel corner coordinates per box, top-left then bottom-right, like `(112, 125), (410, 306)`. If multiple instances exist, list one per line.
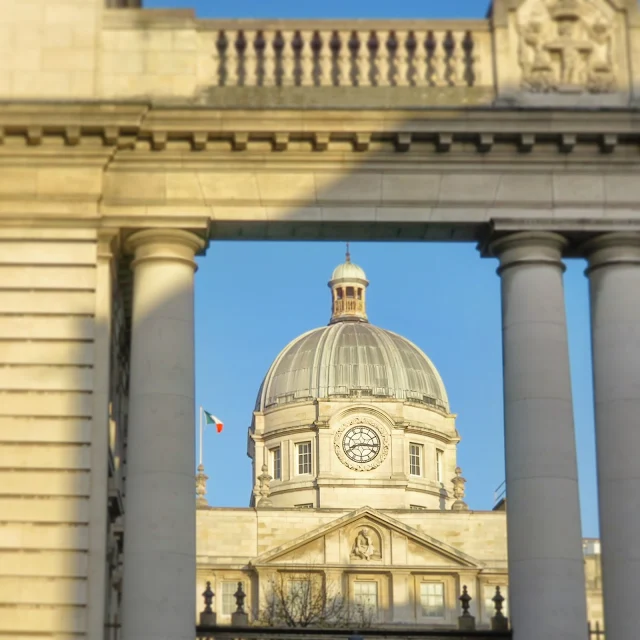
(191, 242), (599, 537)
(146, 0), (600, 537)
(145, 0), (488, 19)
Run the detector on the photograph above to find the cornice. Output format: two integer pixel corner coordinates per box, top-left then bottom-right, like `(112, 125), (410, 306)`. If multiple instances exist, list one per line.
(0, 104), (639, 157)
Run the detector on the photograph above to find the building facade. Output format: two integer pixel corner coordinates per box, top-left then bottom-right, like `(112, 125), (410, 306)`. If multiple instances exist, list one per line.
(1, 0), (638, 639)
(194, 256), (603, 630)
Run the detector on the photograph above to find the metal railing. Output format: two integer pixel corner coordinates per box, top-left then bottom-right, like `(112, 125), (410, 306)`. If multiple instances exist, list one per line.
(492, 481), (505, 508)
(196, 626), (512, 640)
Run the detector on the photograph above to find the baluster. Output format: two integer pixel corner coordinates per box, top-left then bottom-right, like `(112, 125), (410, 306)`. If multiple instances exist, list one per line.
(449, 31), (466, 87)
(430, 31), (447, 87)
(281, 30), (295, 86)
(263, 30), (276, 87)
(413, 30), (428, 86)
(355, 31), (370, 87)
(299, 30), (314, 86)
(377, 30), (390, 87)
(464, 32), (477, 87)
(215, 30), (228, 86)
(226, 30), (239, 86)
(396, 30), (410, 87)
(319, 30), (333, 87)
(244, 30), (257, 86)
(337, 30), (352, 86)
(212, 31), (222, 86)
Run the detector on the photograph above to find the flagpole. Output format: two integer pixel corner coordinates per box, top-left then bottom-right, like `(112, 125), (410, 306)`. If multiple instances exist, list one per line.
(199, 405), (203, 466)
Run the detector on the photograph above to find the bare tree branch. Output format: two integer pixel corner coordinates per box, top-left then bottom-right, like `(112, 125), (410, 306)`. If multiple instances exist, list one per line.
(257, 570), (374, 628)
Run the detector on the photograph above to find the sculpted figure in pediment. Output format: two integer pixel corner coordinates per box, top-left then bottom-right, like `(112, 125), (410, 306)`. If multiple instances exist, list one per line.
(351, 527), (375, 560)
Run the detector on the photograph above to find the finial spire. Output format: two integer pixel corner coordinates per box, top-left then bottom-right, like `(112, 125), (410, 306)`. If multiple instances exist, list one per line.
(328, 251), (369, 324)
(196, 463), (209, 508)
(451, 466), (469, 511)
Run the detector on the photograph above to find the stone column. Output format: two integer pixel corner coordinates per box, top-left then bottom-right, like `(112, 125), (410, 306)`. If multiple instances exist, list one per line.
(121, 229), (205, 640)
(583, 233), (640, 640)
(489, 232), (587, 640)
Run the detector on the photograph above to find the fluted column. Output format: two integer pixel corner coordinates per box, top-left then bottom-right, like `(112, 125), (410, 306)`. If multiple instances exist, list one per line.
(121, 229), (205, 640)
(489, 232), (587, 640)
(583, 232), (640, 640)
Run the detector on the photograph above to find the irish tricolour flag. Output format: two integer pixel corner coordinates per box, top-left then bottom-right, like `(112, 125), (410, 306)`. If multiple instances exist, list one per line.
(198, 407), (224, 466)
(203, 410), (223, 433)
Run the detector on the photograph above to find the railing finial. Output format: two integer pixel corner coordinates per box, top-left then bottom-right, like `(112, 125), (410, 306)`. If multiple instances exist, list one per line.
(202, 581), (214, 614)
(491, 586), (509, 631)
(200, 581), (217, 626)
(458, 584), (475, 630)
(231, 581), (249, 626)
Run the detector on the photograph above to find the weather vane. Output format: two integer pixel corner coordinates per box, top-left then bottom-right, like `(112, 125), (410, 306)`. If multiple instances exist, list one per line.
(346, 242), (351, 262)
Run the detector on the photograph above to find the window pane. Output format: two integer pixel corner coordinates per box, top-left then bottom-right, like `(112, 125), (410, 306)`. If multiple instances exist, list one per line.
(354, 581), (378, 616)
(420, 582), (444, 618)
(271, 447), (281, 480)
(289, 579), (311, 596)
(287, 579), (312, 619)
(221, 581), (243, 615)
(409, 443), (422, 476)
(297, 441), (311, 475)
(436, 449), (444, 483)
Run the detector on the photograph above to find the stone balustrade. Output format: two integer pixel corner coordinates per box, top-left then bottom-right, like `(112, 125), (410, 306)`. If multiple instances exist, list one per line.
(2, 1), (639, 106)
(203, 23), (490, 88)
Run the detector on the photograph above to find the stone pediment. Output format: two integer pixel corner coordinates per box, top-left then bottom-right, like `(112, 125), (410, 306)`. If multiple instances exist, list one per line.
(250, 507), (481, 569)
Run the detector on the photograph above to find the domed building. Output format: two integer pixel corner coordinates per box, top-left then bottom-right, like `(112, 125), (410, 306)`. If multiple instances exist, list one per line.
(195, 253), (603, 631)
(249, 251), (458, 511)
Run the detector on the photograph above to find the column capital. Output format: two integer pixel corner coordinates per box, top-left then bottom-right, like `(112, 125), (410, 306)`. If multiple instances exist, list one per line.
(97, 228), (120, 260)
(125, 228), (206, 272)
(486, 231), (568, 274)
(581, 232), (640, 274)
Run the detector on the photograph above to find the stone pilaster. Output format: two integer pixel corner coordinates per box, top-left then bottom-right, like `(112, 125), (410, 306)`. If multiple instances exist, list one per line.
(489, 231), (587, 640)
(120, 229), (205, 640)
(391, 571), (411, 623)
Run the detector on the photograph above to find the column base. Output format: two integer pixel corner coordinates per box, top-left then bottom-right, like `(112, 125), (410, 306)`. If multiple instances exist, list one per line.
(199, 612), (217, 626)
(458, 615), (476, 630)
(231, 612), (249, 626)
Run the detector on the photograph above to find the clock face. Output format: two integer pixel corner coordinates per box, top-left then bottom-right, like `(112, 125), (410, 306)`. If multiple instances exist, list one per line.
(342, 425), (381, 464)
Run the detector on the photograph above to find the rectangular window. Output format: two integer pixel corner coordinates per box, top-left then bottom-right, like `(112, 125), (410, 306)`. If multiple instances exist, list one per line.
(420, 582), (445, 618)
(297, 441), (312, 475)
(221, 581), (243, 615)
(287, 578), (312, 619)
(294, 503), (314, 509)
(436, 449), (444, 484)
(409, 443), (422, 476)
(354, 581), (378, 617)
(271, 447), (281, 480)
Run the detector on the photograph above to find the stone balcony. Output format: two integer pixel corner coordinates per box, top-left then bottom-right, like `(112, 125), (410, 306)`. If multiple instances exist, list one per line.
(2, 0), (638, 108)
(96, 0), (639, 109)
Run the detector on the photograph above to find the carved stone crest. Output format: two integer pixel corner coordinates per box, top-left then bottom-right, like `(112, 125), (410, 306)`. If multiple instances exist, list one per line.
(517, 0), (617, 94)
(334, 416), (389, 472)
